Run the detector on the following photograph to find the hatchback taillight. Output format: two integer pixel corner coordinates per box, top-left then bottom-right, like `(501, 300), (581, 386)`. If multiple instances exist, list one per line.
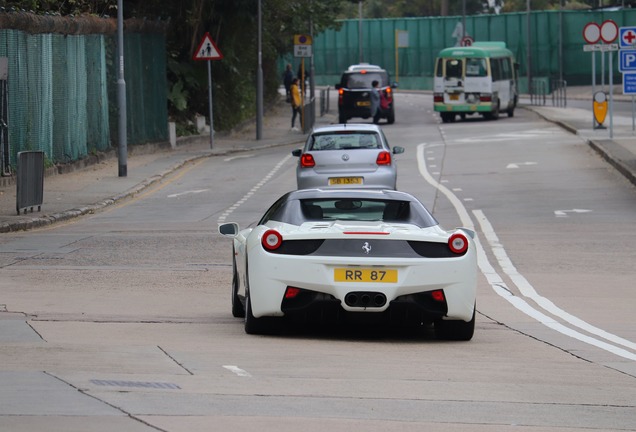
(376, 151), (391, 166)
(300, 153), (315, 168)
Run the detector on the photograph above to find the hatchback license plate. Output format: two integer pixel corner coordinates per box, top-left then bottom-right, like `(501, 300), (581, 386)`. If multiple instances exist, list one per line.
(329, 177), (362, 185)
(334, 268), (397, 283)
(356, 101), (371, 107)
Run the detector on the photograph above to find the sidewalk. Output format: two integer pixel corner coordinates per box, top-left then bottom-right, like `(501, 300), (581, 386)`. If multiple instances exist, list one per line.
(0, 87), (634, 233)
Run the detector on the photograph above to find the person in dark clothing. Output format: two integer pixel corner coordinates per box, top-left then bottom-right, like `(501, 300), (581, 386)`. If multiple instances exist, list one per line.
(283, 63), (293, 102)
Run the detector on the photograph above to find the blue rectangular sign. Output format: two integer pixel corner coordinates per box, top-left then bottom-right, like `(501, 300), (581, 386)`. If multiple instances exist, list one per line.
(619, 27), (636, 49)
(619, 50), (636, 72)
(624, 73), (636, 95)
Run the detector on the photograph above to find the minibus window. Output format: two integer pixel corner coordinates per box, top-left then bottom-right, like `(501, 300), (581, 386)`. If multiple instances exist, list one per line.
(466, 58), (487, 77)
(445, 59), (462, 79)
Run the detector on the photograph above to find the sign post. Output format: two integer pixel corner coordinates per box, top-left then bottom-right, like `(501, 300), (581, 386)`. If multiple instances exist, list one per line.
(619, 26), (636, 132)
(294, 34), (312, 131)
(193, 32), (223, 149)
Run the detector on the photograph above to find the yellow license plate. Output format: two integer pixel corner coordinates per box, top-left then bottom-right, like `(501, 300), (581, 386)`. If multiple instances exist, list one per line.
(334, 268), (398, 283)
(356, 101), (371, 107)
(450, 94), (459, 101)
(329, 177), (362, 185)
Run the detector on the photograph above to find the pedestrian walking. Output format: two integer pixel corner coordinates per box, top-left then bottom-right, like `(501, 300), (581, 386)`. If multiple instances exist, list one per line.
(290, 77), (302, 131)
(282, 63), (293, 102)
(370, 80), (382, 124)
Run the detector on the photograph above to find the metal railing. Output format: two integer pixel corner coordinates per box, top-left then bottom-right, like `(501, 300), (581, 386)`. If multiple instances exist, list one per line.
(530, 78), (548, 106)
(551, 79), (567, 107)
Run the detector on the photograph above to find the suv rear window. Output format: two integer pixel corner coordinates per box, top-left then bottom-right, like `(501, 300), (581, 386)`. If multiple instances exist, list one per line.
(343, 72), (388, 89)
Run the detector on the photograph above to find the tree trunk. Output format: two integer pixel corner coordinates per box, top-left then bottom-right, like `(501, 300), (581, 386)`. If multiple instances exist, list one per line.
(441, 0), (449, 16)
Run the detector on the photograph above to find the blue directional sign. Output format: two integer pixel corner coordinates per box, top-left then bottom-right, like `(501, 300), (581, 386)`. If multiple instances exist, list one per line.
(619, 50), (636, 72)
(624, 73), (636, 95)
(619, 27), (636, 49)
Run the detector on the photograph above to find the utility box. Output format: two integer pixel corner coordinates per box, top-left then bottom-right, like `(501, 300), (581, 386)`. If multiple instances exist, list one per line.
(16, 151), (44, 215)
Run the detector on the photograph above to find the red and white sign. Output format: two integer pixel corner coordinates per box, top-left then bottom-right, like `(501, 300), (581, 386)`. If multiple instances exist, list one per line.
(193, 32), (223, 61)
(583, 22), (601, 44)
(600, 20), (618, 44)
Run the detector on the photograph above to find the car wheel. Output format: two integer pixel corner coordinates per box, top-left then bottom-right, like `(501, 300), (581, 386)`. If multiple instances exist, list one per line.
(386, 108), (395, 124)
(231, 249), (245, 318)
(244, 291), (281, 335)
(507, 104), (515, 117)
(486, 101), (500, 120)
(434, 305), (475, 341)
(440, 113), (453, 123)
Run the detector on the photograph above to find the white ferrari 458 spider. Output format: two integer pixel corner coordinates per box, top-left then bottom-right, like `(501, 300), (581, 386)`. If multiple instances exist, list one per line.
(218, 189), (477, 340)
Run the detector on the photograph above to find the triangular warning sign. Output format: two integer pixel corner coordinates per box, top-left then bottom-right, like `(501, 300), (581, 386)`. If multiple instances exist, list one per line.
(193, 32), (223, 61)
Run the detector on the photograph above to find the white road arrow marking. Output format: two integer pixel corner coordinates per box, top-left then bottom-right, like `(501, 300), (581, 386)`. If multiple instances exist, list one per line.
(554, 209), (592, 217)
(507, 162), (537, 169)
(167, 189), (209, 198)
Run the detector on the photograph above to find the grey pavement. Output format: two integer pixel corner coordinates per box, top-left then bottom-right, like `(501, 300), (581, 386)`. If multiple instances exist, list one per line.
(0, 87), (634, 233)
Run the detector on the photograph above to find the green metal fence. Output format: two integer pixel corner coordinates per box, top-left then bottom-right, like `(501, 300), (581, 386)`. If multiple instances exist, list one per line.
(306, 9), (636, 92)
(0, 17), (167, 172)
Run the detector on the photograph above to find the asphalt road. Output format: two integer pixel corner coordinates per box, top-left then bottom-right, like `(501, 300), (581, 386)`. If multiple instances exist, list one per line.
(0, 92), (634, 431)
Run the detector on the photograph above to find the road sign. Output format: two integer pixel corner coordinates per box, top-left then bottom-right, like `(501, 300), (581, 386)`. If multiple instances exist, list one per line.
(619, 50), (636, 72)
(193, 33), (223, 61)
(619, 27), (636, 49)
(600, 20), (618, 44)
(460, 36), (474, 47)
(583, 22), (601, 44)
(624, 73), (636, 95)
(294, 34), (312, 58)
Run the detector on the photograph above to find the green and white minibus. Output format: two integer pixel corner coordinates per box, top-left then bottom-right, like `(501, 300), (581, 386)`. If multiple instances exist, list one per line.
(433, 42), (518, 123)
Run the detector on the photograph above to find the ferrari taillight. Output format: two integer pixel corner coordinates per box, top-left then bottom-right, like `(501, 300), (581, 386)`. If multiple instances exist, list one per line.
(300, 153), (315, 168)
(261, 229), (283, 251)
(376, 151), (391, 166)
(448, 232), (468, 254)
(431, 290), (445, 302)
(285, 287), (301, 299)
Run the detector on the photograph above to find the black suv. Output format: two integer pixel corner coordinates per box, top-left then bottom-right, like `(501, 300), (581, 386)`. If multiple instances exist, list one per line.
(335, 64), (397, 124)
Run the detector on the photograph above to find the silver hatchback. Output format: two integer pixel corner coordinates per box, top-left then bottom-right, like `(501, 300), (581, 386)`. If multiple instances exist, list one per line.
(291, 124), (404, 190)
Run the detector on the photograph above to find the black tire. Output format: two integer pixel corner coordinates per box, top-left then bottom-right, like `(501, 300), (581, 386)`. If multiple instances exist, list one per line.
(486, 101), (500, 120)
(244, 292), (281, 335)
(231, 250), (245, 318)
(507, 103), (515, 118)
(386, 107), (395, 124)
(440, 112), (454, 123)
(434, 306), (475, 341)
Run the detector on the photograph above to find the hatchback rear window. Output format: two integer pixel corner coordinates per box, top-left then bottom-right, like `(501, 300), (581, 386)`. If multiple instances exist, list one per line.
(309, 132), (380, 151)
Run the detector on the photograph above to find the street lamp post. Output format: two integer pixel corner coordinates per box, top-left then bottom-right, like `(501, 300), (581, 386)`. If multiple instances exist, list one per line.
(256, 0), (263, 140)
(117, 0), (127, 177)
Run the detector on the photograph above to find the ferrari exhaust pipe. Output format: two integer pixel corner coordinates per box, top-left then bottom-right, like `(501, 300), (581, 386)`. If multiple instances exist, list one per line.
(344, 292), (386, 308)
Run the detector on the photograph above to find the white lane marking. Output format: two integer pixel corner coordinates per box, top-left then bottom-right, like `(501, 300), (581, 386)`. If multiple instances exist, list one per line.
(417, 143), (636, 361)
(217, 154), (292, 223)
(474, 209), (636, 353)
(223, 365), (252, 377)
(224, 154), (255, 162)
(507, 162), (537, 169)
(554, 209), (592, 218)
(167, 189), (209, 198)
